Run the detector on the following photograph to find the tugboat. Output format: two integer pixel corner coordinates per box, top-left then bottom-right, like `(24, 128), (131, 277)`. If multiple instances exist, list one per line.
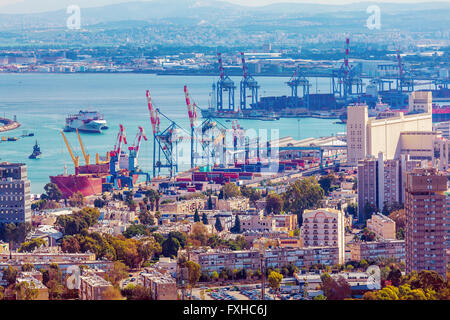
(29, 141), (42, 159)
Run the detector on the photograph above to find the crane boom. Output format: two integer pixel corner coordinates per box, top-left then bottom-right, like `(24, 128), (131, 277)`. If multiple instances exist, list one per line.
(61, 131), (79, 168)
(147, 90), (160, 135)
(184, 85), (198, 128)
(113, 124), (127, 157)
(129, 126), (147, 159)
(76, 129), (90, 165)
(240, 52), (248, 79)
(217, 52), (224, 80)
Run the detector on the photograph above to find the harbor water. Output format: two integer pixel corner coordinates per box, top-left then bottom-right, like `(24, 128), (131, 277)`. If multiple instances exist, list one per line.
(0, 73), (346, 194)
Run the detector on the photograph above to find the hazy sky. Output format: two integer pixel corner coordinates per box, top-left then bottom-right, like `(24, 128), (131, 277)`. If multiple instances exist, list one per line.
(1, 0), (449, 14)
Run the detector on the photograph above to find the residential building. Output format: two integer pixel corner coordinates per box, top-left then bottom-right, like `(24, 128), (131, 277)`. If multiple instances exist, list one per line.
(240, 213), (276, 233)
(15, 272), (49, 300)
(405, 168), (448, 279)
(79, 269), (114, 300)
(0, 162), (31, 224)
(140, 269), (177, 300)
(349, 240), (405, 262)
(367, 212), (396, 240)
(271, 214), (298, 231)
(301, 208), (345, 264)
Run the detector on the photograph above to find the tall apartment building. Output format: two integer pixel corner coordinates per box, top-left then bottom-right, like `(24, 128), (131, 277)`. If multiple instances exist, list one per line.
(0, 162), (31, 224)
(347, 92), (433, 166)
(357, 153), (427, 220)
(405, 168), (448, 279)
(301, 208), (345, 264)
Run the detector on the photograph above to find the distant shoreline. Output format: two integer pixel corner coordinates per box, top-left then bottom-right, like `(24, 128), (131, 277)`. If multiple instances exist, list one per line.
(0, 117), (20, 133)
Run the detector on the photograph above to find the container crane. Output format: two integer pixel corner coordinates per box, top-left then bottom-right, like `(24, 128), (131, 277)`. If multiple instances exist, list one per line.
(109, 124), (127, 176)
(147, 89), (184, 178)
(396, 50), (415, 93)
(239, 52), (259, 111)
(184, 85), (198, 169)
(286, 66), (310, 109)
(127, 126), (150, 188)
(331, 38), (362, 100)
(216, 52), (236, 112)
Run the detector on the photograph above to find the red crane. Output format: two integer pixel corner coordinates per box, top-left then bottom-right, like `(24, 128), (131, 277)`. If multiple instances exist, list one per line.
(128, 126), (147, 158)
(111, 124), (127, 157)
(184, 85), (198, 128)
(217, 52), (225, 80)
(146, 89), (160, 135)
(240, 52), (248, 79)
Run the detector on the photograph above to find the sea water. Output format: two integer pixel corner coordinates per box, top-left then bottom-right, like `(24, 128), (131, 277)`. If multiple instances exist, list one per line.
(0, 73), (346, 194)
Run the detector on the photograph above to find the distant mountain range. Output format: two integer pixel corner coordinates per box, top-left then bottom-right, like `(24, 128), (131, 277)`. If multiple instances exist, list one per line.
(0, 0), (449, 29)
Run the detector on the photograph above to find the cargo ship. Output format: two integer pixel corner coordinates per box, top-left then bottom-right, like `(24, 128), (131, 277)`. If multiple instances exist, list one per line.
(63, 110), (108, 133)
(50, 174), (104, 199)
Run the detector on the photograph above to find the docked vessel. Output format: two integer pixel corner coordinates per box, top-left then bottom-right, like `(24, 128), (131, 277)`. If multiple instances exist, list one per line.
(29, 141), (42, 159)
(50, 174), (104, 198)
(63, 110), (108, 133)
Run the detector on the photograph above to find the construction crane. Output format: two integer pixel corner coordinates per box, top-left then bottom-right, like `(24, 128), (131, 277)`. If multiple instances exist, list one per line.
(216, 52), (236, 112)
(184, 85), (198, 169)
(286, 66), (310, 109)
(60, 130), (80, 173)
(239, 52), (259, 111)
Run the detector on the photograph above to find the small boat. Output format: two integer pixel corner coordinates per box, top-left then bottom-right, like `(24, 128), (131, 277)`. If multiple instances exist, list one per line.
(7, 137), (18, 141)
(29, 141), (42, 159)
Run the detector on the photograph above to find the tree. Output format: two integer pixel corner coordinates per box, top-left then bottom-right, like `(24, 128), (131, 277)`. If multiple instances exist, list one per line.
(268, 271), (283, 294)
(68, 191), (85, 207)
(211, 271), (219, 281)
(230, 215), (241, 234)
(222, 183), (241, 199)
(42, 183), (63, 202)
(193, 209), (200, 223)
(214, 217), (223, 232)
(207, 195), (214, 210)
(15, 281), (39, 300)
(318, 174), (335, 196)
(139, 211), (155, 226)
(313, 294), (326, 300)
(106, 261), (129, 287)
(162, 237), (181, 258)
(168, 231), (187, 248)
(18, 238), (47, 253)
(102, 286), (124, 300)
(320, 273), (351, 300)
(22, 263), (35, 272)
(189, 222), (209, 246)
(122, 284), (153, 300)
(265, 193), (284, 215)
(61, 235), (81, 253)
(2, 265), (18, 286)
(282, 177), (324, 226)
(363, 202), (378, 221)
(241, 186), (262, 207)
(345, 203), (358, 217)
(201, 212), (209, 225)
(185, 261), (201, 299)
(123, 224), (150, 238)
(387, 267), (402, 287)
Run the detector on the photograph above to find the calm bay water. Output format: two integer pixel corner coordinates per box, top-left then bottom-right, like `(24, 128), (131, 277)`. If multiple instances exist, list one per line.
(0, 73), (346, 194)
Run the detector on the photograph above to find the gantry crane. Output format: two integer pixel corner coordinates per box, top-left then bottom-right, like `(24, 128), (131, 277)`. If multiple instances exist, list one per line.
(147, 89), (184, 178)
(216, 52), (236, 112)
(287, 66), (310, 109)
(239, 52), (259, 111)
(184, 85), (198, 169)
(331, 38), (363, 100)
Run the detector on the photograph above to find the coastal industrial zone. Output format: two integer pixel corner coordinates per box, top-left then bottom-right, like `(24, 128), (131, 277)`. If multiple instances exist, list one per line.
(0, 0), (450, 304)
